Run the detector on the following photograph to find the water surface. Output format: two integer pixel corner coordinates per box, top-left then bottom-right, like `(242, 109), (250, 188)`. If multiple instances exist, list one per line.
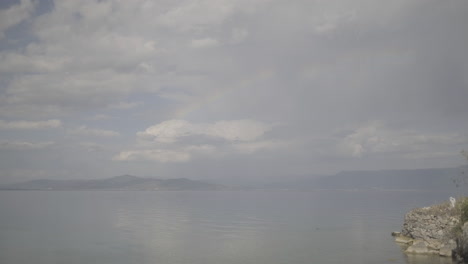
(0, 190), (457, 264)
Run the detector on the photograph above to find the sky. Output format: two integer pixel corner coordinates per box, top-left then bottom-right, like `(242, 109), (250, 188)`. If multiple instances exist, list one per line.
(0, 0), (467, 184)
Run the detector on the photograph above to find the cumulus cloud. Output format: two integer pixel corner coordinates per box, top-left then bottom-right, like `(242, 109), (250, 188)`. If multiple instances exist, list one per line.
(233, 140), (289, 154)
(158, 0), (270, 31)
(230, 28), (249, 44)
(1, 70), (143, 115)
(0, 1), (167, 118)
(190, 37), (219, 48)
(0, 52), (68, 73)
(137, 119), (272, 143)
(88, 114), (113, 121)
(69, 126), (120, 137)
(114, 144), (218, 162)
(107, 101), (144, 110)
(114, 149), (192, 163)
(0, 141), (54, 150)
(0, 119), (61, 130)
(114, 119), (290, 163)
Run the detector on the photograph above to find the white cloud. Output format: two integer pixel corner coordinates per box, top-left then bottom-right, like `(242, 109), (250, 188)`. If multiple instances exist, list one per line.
(402, 151), (456, 160)
(0, 1), (169, 118)
(137, 119), (272, 143)
(113, 149), (190, 163)
(79, 142), (106, 152)
(69, 126), (120, 137)
(233, 140), (289, 154)
(158, 0), (271, 31)
(0, 52), (68, 73)
(0, 119), (61, 130)
(0, 0), (35, 39)
(0, 141), (54, 150)
(312, 10), (356, 34)
(190, 38), (219, 48)
(231, 28), (249, 44)
(314, 22), (337, 34)
(338, 121), (468, 158)
(1, 0), (467, 178)
(114, 119), (287, 162)
(107, 101), (144, 110)
(88, 114), (113, 121)
(158, 0), (234, 31)
(114, 144), (216, 163)
(0, 0), (273, 119)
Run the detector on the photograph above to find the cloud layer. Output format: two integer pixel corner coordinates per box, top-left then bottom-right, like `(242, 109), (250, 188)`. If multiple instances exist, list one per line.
(0, 0), (467, 183)
(0, 119), (61, 130)
(115, 119), (284, 163)
(137, 119), (271, 143)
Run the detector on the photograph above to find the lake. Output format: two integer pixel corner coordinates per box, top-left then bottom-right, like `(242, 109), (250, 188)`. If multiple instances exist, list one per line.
(0, 190), (458, 264)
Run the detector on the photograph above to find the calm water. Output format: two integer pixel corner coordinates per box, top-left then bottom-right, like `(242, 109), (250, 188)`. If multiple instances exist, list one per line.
(0, 190), (458, 264)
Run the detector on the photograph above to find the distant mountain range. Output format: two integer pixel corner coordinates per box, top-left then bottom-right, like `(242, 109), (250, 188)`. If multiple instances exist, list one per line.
(1, 166), (467, 191)
(259, 166), (468, 191)
(313, 166), (467, 190)
(0, 175), (224, 191)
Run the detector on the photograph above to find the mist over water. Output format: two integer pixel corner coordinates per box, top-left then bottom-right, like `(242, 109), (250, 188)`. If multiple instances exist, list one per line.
(0, 190), (457, 264)
(1, 1), (466, 263)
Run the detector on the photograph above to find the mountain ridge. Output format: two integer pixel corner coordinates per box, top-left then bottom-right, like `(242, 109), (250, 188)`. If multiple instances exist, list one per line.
(0, 175), (224, 191)
(2, 166), (467, 191)
(257, 166), (468, 191)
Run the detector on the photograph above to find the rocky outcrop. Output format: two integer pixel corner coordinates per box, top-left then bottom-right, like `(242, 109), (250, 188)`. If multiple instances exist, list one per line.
(405, 240), (438, 254)
(402, 206), (459, 242)
(395, 201), (459, 258)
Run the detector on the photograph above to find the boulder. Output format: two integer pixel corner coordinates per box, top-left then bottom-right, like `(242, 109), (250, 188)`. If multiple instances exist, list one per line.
(405, 240), (437, 254)
(439, 245), (453, 257)
(395, 235), (413, 244)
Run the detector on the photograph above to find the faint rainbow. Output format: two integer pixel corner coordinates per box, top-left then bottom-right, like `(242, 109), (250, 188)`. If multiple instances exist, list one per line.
(172, 70), (273, 119)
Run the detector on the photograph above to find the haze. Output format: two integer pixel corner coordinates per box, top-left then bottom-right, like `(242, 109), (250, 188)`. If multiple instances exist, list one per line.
(0, 0), (467, 185)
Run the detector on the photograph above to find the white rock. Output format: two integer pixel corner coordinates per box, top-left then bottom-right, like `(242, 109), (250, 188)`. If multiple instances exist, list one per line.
(439, 245), (453, 257)
(450, 197), (456, 208)
(405, 240), (438, 255)
(395, 236), (413, 244)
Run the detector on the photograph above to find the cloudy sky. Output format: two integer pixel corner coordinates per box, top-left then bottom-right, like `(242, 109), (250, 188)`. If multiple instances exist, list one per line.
(0, 0), (467, 184)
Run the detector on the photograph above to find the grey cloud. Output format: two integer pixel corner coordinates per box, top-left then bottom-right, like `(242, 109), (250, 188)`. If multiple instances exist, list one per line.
(68, 126), (120, 137)
(113, 146), (213, 163)
(0, 0), (35, 39)
(0, 0), (467, 182)
(0, 119), (61, 129)
(0, 140), (54, 150)
(78, 142), (107, 153)
(337, 121), (468, 159)
(114, 119), (286, 163)
(137, 119), (272, 143)
(157, 0), (272, 32)
(190, 37), (220, 48)
(107, 101), (144, 110)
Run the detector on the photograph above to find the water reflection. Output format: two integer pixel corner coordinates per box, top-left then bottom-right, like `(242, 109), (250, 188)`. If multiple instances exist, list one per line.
(0, 190), (459, 264)
(405, 253), (454, 264)
(394, 242), (455, 264)
(110, 193), (270, 264)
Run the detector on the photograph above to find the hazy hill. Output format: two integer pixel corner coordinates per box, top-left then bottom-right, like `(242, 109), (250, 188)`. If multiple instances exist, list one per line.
(2, 166), (467, 191)
(314, 167), (467, 190)
(260, 166), (468, 191)
(0, 175), (224, 191)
